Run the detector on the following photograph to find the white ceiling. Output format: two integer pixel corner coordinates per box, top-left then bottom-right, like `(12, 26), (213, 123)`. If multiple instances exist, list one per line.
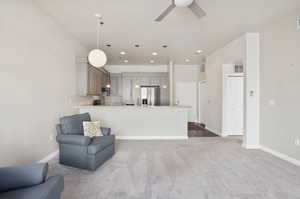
(36, 0), (300, 65)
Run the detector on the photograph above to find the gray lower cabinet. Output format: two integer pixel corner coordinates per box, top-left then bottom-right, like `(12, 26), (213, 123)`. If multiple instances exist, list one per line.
(77, 60), (108, 96)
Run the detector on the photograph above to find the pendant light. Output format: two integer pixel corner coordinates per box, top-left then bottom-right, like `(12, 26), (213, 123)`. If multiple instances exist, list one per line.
(88, 14), (107, 68)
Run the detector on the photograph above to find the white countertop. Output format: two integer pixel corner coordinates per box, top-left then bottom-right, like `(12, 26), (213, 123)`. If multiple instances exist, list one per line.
(77, 105), (191, 110)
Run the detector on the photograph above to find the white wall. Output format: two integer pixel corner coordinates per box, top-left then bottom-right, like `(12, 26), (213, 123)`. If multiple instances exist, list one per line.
(0, 1), (90, 166)
(173, 65), (200, 122)
(205, 36), (247, 135)
(173, 65), (200, 104)
(260, 9), (300, 161)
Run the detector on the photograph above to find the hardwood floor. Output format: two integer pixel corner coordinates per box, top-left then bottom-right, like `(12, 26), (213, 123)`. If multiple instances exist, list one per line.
(188, 123), (218, 137)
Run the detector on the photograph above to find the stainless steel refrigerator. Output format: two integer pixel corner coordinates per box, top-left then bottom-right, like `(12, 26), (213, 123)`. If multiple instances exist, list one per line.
(140, 86), (160, 106)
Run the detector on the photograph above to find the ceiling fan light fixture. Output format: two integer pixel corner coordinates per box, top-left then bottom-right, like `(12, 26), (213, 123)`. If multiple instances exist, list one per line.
(155, 0), (206, 22)
(175, 0), (194, 7)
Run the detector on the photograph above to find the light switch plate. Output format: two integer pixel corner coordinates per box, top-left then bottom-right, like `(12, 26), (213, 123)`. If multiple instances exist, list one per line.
(269, 99), (276, 106)
(49, 134), (54, 141)
(295, 139), (300, 146)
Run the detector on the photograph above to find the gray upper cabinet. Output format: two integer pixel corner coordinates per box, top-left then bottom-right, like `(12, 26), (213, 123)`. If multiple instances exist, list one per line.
(114, 72), (169, 105)
(110, 74), (123, 96)
(76, 59), (108, 96)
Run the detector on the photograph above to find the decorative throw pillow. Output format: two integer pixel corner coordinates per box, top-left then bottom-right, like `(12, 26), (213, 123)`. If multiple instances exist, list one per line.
(83, 121), (102, 138)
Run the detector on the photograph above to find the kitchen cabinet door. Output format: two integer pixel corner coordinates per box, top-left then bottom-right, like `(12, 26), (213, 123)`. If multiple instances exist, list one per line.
(87, 66), (97, 95)
(95, 70), (102, 95)
(159, 76), (169, 105)
(110, 74), (122, 96)
(122, 77), (134, 104)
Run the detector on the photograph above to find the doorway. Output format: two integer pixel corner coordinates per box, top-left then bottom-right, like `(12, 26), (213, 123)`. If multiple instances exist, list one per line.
(175, 82), (197, 122)
(222, 73), (245, 137)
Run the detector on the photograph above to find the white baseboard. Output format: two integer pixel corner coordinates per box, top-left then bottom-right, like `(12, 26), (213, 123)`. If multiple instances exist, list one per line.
(242, 144), (260, 149)
(206, 126), (220, 136)
(38, 150), (59, 163)
(260, 145), (300, 167)
(224, 131), (244, 136)
(116, 136), (188, 140)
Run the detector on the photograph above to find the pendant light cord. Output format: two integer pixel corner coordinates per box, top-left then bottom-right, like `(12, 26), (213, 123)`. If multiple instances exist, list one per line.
(97, 20), (100, 49)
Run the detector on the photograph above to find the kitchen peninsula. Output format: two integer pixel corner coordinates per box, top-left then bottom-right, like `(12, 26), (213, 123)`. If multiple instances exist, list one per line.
(77, 105), (189, 139)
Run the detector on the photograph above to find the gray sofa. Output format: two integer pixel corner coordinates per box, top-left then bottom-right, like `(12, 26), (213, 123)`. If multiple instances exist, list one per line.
(0, 163), (64, 199)
(56, 113), (115, 171)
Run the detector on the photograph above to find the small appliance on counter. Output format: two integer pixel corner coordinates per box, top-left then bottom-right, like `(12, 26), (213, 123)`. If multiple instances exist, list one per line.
(93, 99), (102, 106)
(92, 96), (102, 106)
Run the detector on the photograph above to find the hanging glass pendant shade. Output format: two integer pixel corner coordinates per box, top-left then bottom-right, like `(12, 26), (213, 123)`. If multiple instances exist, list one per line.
(88, 49), (107, 67)
(88, 16), (107, 67)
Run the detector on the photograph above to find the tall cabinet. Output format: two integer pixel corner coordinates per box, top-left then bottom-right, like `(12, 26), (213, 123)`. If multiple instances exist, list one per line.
(77, 59), (109, 96)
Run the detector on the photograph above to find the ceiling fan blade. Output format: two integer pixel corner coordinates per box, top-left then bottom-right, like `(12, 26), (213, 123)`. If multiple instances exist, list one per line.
(188, 1), (206, 19)
(155, 4), (176, 22)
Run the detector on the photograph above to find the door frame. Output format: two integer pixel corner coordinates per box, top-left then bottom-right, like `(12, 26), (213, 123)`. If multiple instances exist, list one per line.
(198, 80), (207, 125)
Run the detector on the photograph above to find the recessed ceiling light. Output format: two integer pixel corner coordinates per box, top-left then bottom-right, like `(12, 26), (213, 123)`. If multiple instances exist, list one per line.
(152, 52), (158, 56)
(94, 13), (102, 18)
(185, 59), (190, 62)
(106, 44), (111, 47)
(120, 51), (126, 55)
(196, 50), (203, 54)
(134, 44), (140, 47)
(124, 60), (129, 63)
(162, 45), (168, 48)
(150, 60), (155, 64)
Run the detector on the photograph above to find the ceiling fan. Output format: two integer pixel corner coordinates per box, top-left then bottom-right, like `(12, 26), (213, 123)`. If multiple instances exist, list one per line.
(155, 0), (206, 22)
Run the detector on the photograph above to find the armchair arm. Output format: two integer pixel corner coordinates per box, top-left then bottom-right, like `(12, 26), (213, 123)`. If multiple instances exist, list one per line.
(56, 134), (91, 146)
(0, 163), (48, 192)
(0, 175), (64, 199)
(34, 175), (64, 199)
(100, 127), (111, 136)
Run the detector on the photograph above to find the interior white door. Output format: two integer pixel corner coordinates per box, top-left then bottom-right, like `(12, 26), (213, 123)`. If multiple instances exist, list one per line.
(175, 82), (197, 122)
(223, 75), (244, 135)
(199, 81), (207, 125)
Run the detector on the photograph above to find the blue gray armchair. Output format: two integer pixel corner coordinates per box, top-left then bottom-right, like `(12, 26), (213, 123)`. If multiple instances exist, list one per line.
(0, 163), (64, 199)
(56, 113), (115, 171)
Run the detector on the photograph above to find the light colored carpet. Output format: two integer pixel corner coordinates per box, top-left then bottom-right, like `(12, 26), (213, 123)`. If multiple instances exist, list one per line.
(48, 137), (300, 199)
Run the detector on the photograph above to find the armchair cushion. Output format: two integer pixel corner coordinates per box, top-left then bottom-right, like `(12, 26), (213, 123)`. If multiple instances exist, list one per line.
(0, 163), (48, 193)
(88, 135), (115, 154)
(100, 127), (111, 136)
(59, 113), (91, 135)
(56, 134), (91, 146)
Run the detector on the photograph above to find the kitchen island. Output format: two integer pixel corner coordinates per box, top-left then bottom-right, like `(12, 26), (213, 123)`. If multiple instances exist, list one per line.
(77, 106), (189, 139)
